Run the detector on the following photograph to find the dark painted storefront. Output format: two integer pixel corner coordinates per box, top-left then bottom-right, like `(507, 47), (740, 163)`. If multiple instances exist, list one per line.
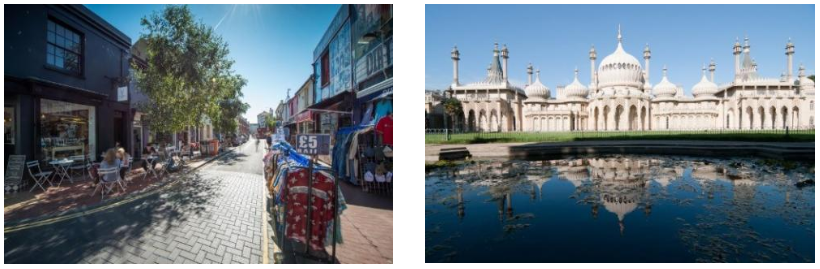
(4, 4), (132, 167)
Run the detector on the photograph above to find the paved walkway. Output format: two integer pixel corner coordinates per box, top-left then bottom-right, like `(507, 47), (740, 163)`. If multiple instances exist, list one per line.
(426, 140), (816, 161)
(332, 182), (393, 264)
(4, 143), (266, 264)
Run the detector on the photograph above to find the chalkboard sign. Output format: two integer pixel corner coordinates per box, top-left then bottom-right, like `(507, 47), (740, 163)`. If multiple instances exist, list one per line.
(4, 155), (26, 193)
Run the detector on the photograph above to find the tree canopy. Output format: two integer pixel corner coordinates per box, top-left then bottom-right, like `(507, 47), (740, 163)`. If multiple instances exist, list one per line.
(133, 5), (247, 138)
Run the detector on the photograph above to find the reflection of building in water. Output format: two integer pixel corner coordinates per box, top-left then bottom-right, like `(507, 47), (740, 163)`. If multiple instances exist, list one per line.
(526, 161), (552, 200)
(457, 183), (465, 221)
(587, 157), (653, 235)
(554, 159), (590, 187)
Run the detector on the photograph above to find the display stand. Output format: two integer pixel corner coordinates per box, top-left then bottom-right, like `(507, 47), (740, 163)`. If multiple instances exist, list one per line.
(271, 147), (340, 264)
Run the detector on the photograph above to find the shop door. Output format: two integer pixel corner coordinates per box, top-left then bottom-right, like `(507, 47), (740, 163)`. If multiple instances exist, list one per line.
(113, 112), (125, 149)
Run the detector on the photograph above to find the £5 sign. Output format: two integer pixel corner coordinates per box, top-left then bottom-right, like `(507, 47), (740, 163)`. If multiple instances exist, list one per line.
(296, 134), (331, 155)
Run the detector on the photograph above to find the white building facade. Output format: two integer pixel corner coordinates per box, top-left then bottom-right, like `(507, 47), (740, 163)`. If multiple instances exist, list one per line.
(445, 26), (815, 132)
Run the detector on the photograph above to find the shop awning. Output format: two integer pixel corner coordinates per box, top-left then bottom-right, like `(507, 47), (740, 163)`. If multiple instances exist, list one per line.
(293, 110), (313, 123)
(356, 78), (392, 99)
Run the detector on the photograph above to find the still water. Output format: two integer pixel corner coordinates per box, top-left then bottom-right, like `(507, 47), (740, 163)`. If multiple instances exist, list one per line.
(425, 155), (814, 262)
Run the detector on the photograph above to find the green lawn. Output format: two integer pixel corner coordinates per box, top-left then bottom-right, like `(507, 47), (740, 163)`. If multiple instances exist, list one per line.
(425, 129), (815, 144)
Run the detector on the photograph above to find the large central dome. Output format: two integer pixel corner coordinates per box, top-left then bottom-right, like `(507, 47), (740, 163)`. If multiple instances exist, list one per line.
(597, 26), (644, 89)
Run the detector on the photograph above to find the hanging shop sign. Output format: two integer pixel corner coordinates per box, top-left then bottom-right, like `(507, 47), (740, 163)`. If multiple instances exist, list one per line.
(117, 86), (128, 102)
(296, 134), (331, 155)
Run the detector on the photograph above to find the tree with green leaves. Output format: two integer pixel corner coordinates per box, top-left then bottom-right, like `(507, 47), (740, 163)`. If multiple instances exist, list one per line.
(133, 5), (244, 140)
(442, 97), (463, 131)
(809, 75), (814, 82)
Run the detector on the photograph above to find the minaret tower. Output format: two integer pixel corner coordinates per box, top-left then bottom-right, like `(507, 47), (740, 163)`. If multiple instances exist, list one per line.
(527, 63), (533, 85)
(451, 45), (460, 86)
(502, 44), (509, 81)
(589, 45), (597, 89)
(709, 58), (716, 82)
(733, 37), (741, 79)
(643, 43), (651, 83)
(786, 38), (795, 81)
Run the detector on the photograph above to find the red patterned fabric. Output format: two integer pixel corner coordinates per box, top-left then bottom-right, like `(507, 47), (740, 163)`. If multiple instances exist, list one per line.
(282, 168), (335, 251)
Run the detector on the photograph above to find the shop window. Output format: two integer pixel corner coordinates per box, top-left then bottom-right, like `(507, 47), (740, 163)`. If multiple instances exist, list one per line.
(46, 19), (83, 74)
(39, 99), (96, 162)
(5, 106), (14, 145)
(321, 52), (331, 87)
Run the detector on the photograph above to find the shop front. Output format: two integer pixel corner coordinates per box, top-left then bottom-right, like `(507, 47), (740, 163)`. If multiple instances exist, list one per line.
(4, 77), (132, 164)
(39, 99), (97, 162)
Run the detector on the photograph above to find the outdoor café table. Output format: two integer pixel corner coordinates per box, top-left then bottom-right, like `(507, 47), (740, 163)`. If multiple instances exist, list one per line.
(143, 155), (160, 180)
(48, 159), (75, 185)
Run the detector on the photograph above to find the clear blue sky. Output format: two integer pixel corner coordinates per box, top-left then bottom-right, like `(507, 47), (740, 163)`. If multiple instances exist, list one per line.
(426, 5), (815, 96)
(86, 4), (340, 124)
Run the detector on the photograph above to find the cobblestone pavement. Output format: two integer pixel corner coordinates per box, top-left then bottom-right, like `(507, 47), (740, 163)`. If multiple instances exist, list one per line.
(4, 141), (267, 264)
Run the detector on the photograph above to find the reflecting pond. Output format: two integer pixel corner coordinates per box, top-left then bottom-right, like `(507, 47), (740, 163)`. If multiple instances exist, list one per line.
(425, 155), (815, 262)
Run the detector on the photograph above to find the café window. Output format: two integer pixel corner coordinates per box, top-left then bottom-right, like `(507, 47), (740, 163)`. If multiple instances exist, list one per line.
(46, 19), (83, 74)
(5, 106), (14, 145)
(321, 52), (330, 87)
(39, 99), (96, 162)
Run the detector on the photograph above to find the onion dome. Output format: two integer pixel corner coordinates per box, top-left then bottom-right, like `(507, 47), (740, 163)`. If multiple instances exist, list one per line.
(564, 68), (589, 98)
(653, 65), (677, 98)
(525, 69), (550, 99)
(598, 25), (644, 88)
(692, 65), (718, 98)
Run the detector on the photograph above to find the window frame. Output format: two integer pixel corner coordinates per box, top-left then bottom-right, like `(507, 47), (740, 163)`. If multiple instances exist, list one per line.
(45, 18), (84, 75)
(321, 51), (331, 87)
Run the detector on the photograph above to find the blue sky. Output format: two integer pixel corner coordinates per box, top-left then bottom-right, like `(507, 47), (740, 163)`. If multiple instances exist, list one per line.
(86, 4), (340, 124)
(426, 5), (815, 96)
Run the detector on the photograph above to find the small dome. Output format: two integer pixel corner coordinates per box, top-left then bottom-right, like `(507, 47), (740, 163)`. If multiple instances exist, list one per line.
(653, 66), (677, 98)
(800, 76), (814, 94)
(564, 68), (589, 99)
(692, 66), (718, 98)
(525, 70), (550, 99)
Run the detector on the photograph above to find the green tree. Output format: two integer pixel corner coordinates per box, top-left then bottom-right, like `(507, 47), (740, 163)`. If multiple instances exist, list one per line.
(442, 97), (463, 131)
(133, 5), (242, 137)
(809, 75), (814, 82)
(211, 76), (250, 137)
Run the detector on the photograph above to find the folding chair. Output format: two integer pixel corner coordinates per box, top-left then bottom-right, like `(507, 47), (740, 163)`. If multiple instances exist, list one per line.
(94, 167), (125, 200)
(122, 156), (134, 187)
(68, 155), (87, 179)
(26, 161), (53, 192)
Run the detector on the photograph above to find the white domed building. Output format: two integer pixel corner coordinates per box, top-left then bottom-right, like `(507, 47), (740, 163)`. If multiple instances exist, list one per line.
(443, 26), (815, 132)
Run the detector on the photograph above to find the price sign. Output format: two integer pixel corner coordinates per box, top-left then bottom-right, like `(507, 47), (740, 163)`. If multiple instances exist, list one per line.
(296, 134), (330, 155)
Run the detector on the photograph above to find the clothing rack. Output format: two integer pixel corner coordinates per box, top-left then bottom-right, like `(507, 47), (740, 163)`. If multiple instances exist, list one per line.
(268, 143), (340, 263)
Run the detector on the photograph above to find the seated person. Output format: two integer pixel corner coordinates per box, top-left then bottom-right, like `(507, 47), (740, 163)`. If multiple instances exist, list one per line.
(117, 148), (131, 179)
(99, 148), (122, 184)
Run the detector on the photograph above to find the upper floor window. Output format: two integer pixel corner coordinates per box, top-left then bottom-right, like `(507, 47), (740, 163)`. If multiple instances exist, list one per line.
(46, 19), (82, 74)
(321, 52), (330, 87)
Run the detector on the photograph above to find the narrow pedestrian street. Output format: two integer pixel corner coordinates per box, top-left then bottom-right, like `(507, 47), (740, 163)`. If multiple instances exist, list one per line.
(4, 139), (392, 264)
(5, 141), (266, 264)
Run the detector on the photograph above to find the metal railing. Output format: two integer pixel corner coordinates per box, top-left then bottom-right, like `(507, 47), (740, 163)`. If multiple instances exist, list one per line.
(425, 126), (815, 144)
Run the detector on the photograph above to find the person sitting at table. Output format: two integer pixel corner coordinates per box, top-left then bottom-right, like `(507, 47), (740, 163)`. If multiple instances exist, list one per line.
(99, 148), (121, 184)
(117, 147), (131, 179)
(142, 146), (157, 171)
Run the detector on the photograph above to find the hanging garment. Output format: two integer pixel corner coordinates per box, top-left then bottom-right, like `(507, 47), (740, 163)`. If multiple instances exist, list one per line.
(360, 103), (374, 126)
(375, 116), (393, 146)
(282, 168), (336, 252)
(373, 100), (393, 123)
